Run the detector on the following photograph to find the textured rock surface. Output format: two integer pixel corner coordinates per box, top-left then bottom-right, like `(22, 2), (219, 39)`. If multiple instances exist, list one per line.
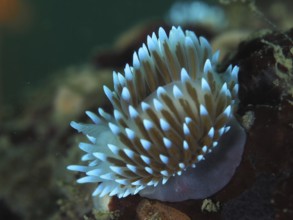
(136, 200), (190, 220)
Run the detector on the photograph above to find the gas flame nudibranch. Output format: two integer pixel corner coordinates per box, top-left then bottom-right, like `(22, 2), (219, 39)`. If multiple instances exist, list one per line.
(67, 26), (246, 202)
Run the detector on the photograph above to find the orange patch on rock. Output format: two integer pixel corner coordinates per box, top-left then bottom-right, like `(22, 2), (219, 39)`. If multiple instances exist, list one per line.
(136, 199), (191, 220)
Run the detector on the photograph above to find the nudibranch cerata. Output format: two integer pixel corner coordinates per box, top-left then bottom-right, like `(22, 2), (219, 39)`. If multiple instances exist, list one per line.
(67, 26), (246, 202)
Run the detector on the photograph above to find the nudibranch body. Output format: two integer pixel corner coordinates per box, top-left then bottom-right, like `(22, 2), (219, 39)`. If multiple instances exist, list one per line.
(68, 26), (246, 202)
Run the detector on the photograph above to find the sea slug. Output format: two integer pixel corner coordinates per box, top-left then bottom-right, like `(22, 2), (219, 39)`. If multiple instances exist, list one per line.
(67, 26), (246, 202)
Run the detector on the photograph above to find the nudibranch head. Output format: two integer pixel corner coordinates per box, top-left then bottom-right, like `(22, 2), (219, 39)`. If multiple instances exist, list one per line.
(67, 26), (245, 201)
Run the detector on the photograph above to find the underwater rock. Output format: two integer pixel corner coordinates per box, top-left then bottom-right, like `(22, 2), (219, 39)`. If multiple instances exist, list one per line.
(272, 172), (293, 220)
(136, 199), (190, 220)
(221, 174), (276, 220)
(220, 28), (293, 107)
(0, 65), (112, 220)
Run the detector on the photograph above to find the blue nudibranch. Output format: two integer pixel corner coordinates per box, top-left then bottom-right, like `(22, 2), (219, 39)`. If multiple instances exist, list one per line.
(67, 26), (246, 202)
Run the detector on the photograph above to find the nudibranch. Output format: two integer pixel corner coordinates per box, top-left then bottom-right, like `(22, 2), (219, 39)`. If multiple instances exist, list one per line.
(67, 26), (246, 202)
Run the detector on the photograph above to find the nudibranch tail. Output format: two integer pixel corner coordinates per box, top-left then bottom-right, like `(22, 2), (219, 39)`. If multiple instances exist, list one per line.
(67, 26), (244, 201)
